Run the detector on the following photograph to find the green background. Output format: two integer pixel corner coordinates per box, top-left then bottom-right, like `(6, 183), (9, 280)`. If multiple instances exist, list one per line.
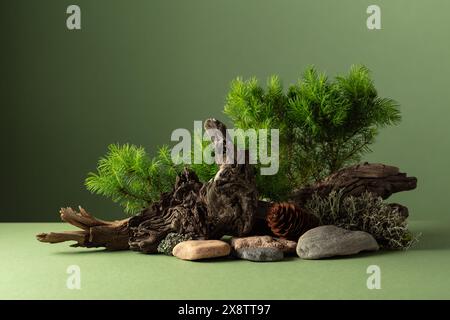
(1, 0), (450, 301)
(1, 0), (449, 221)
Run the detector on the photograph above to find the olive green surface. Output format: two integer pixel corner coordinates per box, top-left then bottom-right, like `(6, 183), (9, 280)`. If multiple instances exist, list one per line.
(1, 0), (450, 221)
(0, 221), (449, 299)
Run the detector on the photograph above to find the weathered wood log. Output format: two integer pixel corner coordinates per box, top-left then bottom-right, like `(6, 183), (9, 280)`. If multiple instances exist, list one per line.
(36, 123), (417, 252)
(128, 118), (258, 252)
(290, 162), (417, 204)
(36, 172), (207, 252)
(128, 168), (209, 253)
(37, 118), (258, 253)
(36, 207), (130, 250)
(201, 118), (258, 238)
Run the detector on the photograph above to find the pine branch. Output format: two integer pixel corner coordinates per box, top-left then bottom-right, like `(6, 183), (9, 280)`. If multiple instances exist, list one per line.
(85, 144), (182, 214)
(85, 140), (219, 215)
(224, 65), (402, 199)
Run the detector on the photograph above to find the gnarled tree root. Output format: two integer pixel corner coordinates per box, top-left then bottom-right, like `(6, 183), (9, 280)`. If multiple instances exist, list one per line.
(36, 207), (130, 250)
(291, 162), (417, 204)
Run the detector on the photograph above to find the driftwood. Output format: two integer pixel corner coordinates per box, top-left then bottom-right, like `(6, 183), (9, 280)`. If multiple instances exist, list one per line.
(127, 169), (208, 253)
(126, 119), (258, 253)
(201, 119), (258, 238)
(36, 123), (417, 252)
(290, 162), (417, 204)
(37, 119), (258, 252)
(36, 207), (130, 250)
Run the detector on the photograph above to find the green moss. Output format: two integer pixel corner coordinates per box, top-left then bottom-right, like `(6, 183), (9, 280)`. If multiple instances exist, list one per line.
(305, 190), (419, 249)
(157, 233), (194, 255)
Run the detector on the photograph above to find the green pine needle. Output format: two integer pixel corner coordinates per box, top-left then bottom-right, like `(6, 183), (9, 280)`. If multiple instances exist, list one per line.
(224, 65), (401, 199)
(85, 141), (219, 214)
(85, 144), (183, 214)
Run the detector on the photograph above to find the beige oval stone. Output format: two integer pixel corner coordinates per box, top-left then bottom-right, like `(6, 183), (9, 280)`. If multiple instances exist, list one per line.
(172, 240), (231, 260)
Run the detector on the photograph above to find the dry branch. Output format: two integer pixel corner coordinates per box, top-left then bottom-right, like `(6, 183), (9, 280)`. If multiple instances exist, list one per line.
(37, 207), (130, 250)
(291, 162), (417, 204)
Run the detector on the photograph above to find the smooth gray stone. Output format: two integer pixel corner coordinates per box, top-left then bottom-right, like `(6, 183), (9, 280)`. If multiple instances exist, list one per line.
(297, 225), (379, 259)
(235, 247), (284, 262)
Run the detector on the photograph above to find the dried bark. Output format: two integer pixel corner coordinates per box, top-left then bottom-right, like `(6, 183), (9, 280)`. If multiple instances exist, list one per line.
(36, 207), (130, 250)
(37, 118), (258, 253)
(200, 118), (258, 238)
(128, 168), (209, 253)
(36, 126), (417, 252)
(290, 162), (417, 204)
(128, 118), (258, 252)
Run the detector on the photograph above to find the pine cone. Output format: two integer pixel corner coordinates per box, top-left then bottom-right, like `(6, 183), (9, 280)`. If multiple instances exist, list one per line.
(267, 202), (320, 240)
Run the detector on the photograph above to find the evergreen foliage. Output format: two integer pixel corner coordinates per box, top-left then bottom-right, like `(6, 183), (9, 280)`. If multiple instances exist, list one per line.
(86, 65), (402, 212)
(85, 139), (219, 214)
(224, 65), (401, 199)
(85, 144), (182, 214)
